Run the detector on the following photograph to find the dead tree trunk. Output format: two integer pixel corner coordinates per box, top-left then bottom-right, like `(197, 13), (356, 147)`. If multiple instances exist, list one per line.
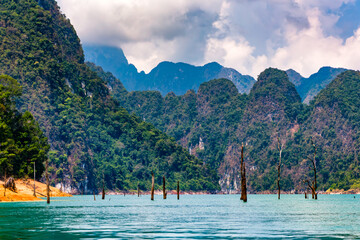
(307, 139), (318, 200)
(102, 185), (105, 200)
(306, 180), (315, 199)
(277, 138), (284, 200)
(240, 143), (247, 202)
(137, 184), (140, 197)
(3, 170), (6, 197)
(163, 176), (166, 199)
(93, 190), (96, 201)
(151, 172), (155, 201)
(33, 162), (36, 197)
(46, 159), (50, 204)
(177, 181), (180, 200)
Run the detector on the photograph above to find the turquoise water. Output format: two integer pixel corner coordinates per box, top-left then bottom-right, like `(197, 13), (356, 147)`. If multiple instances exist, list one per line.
(0, 194), (359, 239)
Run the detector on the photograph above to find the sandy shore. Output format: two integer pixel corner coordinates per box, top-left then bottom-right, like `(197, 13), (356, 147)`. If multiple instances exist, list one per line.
(0, 179), (72, 202)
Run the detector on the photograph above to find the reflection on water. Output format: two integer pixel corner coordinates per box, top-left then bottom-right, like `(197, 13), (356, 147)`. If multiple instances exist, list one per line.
(0, 194), (359, 239)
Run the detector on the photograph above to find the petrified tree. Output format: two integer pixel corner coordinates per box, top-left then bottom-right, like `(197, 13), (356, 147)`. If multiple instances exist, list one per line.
(163, 176), (166, 199)
(240, 143), (247, 202)
(33, 161), (36, 197)
(102, 172), (105, 200)
(277, 138), (284, 200)
(3, 170), (6, 196)
(177, 181), (180, 200)
(306, 139), (318, 200)
(45, 158), (50, 204)
(102, 186), (105, 200)
(151, 171), (155, 201)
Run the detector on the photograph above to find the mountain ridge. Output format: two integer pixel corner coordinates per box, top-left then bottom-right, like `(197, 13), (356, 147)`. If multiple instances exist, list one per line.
(83, 45), (256, 95)
(287, 67), (347, 103)
(90, 63), (360, 192)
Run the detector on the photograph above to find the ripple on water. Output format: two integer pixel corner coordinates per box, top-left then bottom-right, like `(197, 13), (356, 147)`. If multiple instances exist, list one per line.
(0, 194), (360, 239)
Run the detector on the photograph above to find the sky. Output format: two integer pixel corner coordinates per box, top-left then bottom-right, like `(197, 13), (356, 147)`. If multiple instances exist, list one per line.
(57, 0), (360, 78)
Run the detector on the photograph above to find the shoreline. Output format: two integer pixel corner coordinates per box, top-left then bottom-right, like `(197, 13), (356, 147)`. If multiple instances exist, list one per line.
(2, 182), (359, 202)
(87, 189), (360, 196)
(0, 179), (72, 202)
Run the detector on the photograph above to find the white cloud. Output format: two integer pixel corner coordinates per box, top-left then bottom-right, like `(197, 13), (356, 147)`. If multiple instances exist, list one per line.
(57, 0), (222, 72)
(57, 0), (360, 77)
(268, 7), (360, 77)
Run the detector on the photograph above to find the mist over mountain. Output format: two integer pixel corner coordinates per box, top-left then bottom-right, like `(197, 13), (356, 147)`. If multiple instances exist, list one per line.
(83, 45), (256, 95)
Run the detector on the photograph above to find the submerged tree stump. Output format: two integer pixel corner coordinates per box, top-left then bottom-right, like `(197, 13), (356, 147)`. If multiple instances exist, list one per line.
(151, 172), (155, 201)
(46, 159), (50, 204)
(240, 144), (247, 202)
(277, 137), (284, 200)
(163, 176), (166, 199)
(177, 181), (180, 200)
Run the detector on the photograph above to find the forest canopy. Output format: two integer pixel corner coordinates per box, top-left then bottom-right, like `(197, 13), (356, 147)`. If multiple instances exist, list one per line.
(0, 75), (49, 179)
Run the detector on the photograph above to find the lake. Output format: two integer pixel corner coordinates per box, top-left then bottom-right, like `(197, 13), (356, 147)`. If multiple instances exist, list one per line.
(0, 194), (359, 239)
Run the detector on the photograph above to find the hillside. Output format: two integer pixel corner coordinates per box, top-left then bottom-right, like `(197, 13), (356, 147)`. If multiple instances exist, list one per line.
(300, 70), (360, 190)
(0, 0), (219, 193)
(92, 64), (360, 192)
(93, 66), (300, 191)
(84, 45), (255, 95)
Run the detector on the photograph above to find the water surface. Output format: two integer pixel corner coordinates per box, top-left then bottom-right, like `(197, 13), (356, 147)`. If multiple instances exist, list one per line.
(0, 194), (359, 239)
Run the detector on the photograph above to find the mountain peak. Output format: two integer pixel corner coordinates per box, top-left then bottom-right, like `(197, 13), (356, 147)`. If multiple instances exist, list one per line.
(286, 69), (303, 87)
(251, 68), (301, 106)
(84, 45), (255, 95)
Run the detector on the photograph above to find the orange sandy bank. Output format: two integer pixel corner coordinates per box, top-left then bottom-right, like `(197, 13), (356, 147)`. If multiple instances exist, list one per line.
(0, 179), (72, 202)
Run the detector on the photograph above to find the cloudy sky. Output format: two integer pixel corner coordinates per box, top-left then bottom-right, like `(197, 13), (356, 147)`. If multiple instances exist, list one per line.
(57, 0), (360, 77)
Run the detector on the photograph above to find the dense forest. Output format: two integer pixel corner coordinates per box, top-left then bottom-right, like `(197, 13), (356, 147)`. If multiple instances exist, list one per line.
(1, 0), (359, 194)
(0, 75), (49, 179)
(0, 0), (219, 193)
(90, 62), (360, 192)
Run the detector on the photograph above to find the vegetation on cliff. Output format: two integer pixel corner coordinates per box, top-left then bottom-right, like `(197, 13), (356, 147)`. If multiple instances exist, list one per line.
(93, 64), (360, 192)
(0, 75), (49, 179)
(0, 0), (219, 192)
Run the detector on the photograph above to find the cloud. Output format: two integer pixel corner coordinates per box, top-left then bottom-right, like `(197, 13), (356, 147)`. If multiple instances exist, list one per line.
(203, 0), (360, 77)
(57, 0), (222, 72)
(57, 0), (360, 77)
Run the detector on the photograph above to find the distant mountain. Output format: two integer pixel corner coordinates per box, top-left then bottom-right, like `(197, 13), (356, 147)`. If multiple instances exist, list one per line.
(83, 45), (256, 95)
(287, 67), (347, 103)
(83, 45), (142, 92)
